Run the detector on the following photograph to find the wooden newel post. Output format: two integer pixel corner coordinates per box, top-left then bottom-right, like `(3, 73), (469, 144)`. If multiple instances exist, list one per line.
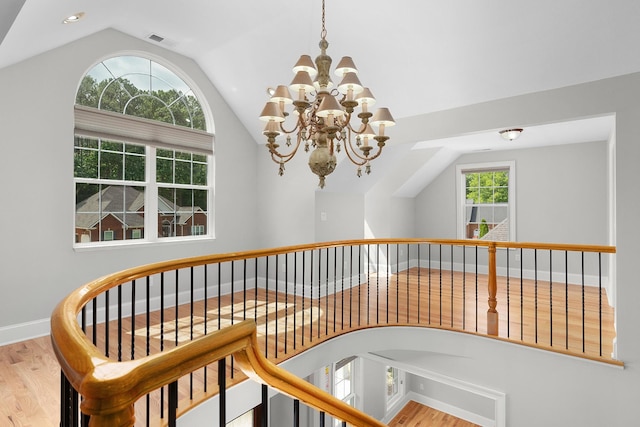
(487, 242), (499, 336)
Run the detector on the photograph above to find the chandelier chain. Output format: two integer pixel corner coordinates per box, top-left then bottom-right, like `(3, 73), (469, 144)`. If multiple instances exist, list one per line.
(321, 0), (327, 40)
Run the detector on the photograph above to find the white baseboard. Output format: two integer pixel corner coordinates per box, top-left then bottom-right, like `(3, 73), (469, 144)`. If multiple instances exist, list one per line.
(0, 318), (50, 346)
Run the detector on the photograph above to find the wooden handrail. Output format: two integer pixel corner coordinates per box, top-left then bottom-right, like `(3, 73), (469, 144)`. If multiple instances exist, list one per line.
(51, 238), (617, 425)
(51, 311), (386, 427)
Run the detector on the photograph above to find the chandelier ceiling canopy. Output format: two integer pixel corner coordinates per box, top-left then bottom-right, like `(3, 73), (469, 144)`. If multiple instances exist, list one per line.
(259, 0), (395, 189)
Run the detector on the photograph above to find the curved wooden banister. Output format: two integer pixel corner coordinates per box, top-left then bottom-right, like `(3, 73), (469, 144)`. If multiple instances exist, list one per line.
(51, 238), (618, 426)
(51, 312), (386, 427)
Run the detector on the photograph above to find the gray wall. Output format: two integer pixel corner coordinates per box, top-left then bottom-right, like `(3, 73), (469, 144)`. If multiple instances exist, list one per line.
(415, 141), (609, 244)
(315, 191), (365, 242)
(406, 373), (495, 421)
(359, 357), (387, 421)
(0, 29), (259, 337)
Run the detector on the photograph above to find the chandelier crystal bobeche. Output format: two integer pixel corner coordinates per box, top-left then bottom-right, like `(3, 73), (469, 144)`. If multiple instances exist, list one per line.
(259, 0), (395, 189)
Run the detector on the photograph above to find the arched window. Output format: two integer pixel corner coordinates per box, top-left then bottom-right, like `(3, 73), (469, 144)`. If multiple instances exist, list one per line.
(74, 55), (214, 246)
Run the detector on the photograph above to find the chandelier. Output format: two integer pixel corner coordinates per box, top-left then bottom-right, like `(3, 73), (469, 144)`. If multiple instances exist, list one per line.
(259, 0), (395, 188)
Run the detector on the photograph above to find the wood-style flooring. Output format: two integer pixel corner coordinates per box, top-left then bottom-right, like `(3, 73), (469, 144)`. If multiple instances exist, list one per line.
(388, 401), (478, 427)
(0, 336), (59, 427)
(0, 267), (616, 426)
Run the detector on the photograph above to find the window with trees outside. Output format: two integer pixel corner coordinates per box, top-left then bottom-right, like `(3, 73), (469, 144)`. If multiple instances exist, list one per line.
(457, 162), (515, 242)
(386, 366), (403, 408)
(74, 55), (214, 246)
(333, 357), (357, 426)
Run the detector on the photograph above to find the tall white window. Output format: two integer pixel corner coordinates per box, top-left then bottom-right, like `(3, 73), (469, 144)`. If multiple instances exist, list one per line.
(457, 161), (516, 241)
(333, 357), (357, 426)
(386, 366), (403, 408)
(73, 55), (214, 246)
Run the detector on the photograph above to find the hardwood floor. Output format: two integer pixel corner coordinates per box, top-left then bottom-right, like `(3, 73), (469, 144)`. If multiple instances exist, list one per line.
(1, 267), (616, 426)
(388, 401), (478, 427)
(0, 336), (59, 427)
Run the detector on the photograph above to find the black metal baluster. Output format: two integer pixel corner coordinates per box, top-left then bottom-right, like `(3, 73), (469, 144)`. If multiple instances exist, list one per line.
(60, 372), (76, 427)
(358, 245), (362, 326)
(219, 358), (226, 427)
(243, 260), (248, 322)
(117, 284), (122, 362)
(520, 248), (524, 340)
(284, 254), (288, 354)
(146, 276), (151, 425)
(255, 258), (259, 326)
(302, 252), (306, 346)
(175, 270), (179, 348)
(325, 248), (329, 336)
(463, 246), (466, 330)
(450, 245), (454, 328)
(376, 244), (380, 325)
(422, 243), (431, 325)
(599, 252), (603, 357)
(475, 246), (478, 332)
(534, 249), (538, 344)
(81, 306), (88, 427)
(367, 243), (371, 325)
(386, 244), (389, 324)
(294, 252), (298, 350)
(349, 246), (353, 328)
(160, 272), (165, 419)
(231, 261), (236, 378)
(131, 280), (136, 362)
(168, 380), (178, 427)
(105, 289), (110, 358)
(396, 244), (400, 324)
(581, 252), (585, 353)
(92, 297), (97, 346)
(310, 251), (314, 342)
(261, 384), (268, 427)
(217, 264), (221, 332)
(565, 251), (569, 351)
(506, 250), (510, 338)
(319, 411), (326, 427)
(190, 267), (194, 398)
(334, 246), (337, 333)
(293, 399), (300, 427)
(204, 265), (209, 393)
(265, 257), (270, 357)
(320, 248), (324, 338)
(416, 245), (421, 324)
(341, 246), (345, 331)
(549, 250), (553, 347)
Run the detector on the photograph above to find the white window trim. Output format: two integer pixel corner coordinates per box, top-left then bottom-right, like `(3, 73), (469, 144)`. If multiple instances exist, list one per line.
(456, 161), (516, 241)
(385, 366), (404, 410)
(73, 145), (215, 250)
(73, 54), (216, 250)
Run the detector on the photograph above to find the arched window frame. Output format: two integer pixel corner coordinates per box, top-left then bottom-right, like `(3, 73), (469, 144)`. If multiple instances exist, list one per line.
(73, 53), (215, 248)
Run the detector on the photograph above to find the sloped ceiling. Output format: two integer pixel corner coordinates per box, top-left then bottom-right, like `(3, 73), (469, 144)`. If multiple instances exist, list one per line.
(1, 0), (631, 193)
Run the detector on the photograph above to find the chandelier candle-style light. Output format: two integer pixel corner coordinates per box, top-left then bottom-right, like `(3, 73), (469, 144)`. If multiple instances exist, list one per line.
(259, 0), (395, 188)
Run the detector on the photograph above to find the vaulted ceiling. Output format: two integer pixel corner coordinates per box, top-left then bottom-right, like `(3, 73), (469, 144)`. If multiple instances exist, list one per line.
(2, 0), (635, 193)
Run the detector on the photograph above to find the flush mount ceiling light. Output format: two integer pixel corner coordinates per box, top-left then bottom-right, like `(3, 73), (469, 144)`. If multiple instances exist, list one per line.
(63, 12), (85, 24)
(499, 128), (523, 141)
(259, 0), (395, 189)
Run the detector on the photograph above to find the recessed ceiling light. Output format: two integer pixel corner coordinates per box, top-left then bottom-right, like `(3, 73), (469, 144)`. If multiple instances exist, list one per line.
(63, 12), (85, 24)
